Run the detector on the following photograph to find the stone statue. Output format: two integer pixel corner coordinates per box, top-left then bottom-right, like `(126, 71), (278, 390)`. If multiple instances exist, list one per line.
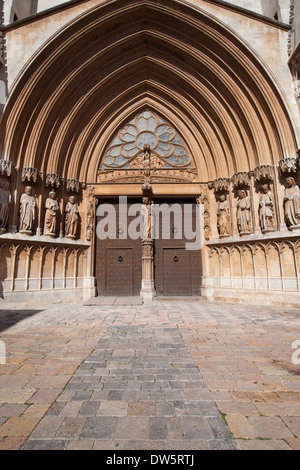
(65, 195), (79, 239)
(284, 177), (300, 229)
(19, 186), (36, 234)
(0, 181), (12, 234)
(44, 190), (59, 237)
(259, 184), (275, 233)
(236, 189), (251, 234)
(141, 197), (154, 240)
(217, 194), (231, 238)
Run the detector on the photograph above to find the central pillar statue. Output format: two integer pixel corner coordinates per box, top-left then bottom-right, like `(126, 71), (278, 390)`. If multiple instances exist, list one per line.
(140, 196), (156, 302)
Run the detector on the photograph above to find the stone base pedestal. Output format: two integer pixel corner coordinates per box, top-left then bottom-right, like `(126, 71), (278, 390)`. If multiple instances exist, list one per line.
(140, 280), (156, 302)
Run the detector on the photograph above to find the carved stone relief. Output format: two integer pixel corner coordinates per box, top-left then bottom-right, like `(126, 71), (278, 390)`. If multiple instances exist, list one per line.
(46, 173), (61, 189)
(22, 167), (39, 184)
(0, 160), (14, 178)
(66, 179), (80, 193)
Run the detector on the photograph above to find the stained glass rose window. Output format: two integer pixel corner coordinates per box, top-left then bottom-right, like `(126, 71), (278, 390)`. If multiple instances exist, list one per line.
(100, 110), (193, 169)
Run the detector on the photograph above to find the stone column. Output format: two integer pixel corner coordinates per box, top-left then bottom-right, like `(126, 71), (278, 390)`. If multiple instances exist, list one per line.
(249, 171), (260, 234)
(140, 238), (156, 302)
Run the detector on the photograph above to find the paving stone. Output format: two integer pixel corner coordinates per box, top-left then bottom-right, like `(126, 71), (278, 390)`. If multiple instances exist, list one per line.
(149, 417), (167, 440)
(81, 416), (118, 439)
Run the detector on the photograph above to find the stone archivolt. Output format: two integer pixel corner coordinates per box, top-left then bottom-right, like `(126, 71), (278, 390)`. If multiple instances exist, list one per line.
(0, 0), (297, 184)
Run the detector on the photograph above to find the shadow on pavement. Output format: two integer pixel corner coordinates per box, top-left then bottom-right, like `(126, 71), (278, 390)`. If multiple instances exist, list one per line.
(0, 309), (44, 333)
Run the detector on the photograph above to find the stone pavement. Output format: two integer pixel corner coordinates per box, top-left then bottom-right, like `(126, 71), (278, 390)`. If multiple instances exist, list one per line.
(0, 299), (299, 450)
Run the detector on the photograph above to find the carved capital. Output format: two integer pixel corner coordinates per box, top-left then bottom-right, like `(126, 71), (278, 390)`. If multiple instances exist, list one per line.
(21, 167), (38, 183)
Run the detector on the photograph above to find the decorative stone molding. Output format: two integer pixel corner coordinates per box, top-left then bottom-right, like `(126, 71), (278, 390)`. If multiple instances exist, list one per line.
(45, 173), (61, 189)
(86, 185), (95, 198)
(279, 158), (297, 174)
(254, 165), (274, 183)
(21, 167), (38, 184)
(198, 185), (211, 241)
(86, 200), (94, 242)
(287, 0), (295, 58)
(213, 178), (230, 193)
(0, 159), (14, 177)
(0, 31), (4, 66)
(66, 178), (80, 193)
(231, 172), (250, 188)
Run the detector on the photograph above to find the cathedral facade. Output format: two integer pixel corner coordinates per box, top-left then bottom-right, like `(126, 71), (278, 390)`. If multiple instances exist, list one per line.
(0, 0), (300, 306)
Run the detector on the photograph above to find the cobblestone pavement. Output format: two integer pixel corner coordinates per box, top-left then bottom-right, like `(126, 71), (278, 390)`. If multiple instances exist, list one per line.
(0, 299), (299, 450)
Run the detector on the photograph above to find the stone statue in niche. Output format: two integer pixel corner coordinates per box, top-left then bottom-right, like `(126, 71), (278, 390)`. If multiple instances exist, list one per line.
(19, 186), (36, 234)
(217, 194), (231, 238)
(258, 184), (275, 233)
(65, 195), (79, 239)
(0, 181), (12, 234)
(284, 177), (300, 229)
(44, 190), (59, 237)
(236, 189), (251, 235)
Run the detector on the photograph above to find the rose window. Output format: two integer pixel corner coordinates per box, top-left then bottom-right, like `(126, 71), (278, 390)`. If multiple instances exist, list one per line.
(100, 110), (193, 169)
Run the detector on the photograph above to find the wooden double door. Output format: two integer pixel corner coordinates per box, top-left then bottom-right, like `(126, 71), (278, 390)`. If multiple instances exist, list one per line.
(95, 198), (201, 297)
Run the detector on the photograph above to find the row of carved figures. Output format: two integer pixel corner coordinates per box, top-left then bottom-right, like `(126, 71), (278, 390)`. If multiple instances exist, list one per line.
(217, 177), (300, 238)
(0, 184), (80, 239)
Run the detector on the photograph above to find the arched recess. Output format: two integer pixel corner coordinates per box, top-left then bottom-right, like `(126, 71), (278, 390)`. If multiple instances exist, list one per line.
(0, 0), (298, 183)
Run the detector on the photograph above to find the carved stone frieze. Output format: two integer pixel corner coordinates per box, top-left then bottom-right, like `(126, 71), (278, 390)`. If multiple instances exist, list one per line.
(66, 179), (80, 193)
(22, 167), (38, 184)
(97, 168), (197, 184)
(0, 160), (14, 177)
(46, 173), (61, 189)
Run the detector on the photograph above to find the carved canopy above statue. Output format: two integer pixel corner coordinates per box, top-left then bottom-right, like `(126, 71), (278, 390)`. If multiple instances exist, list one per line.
(98, 110), (197, 183)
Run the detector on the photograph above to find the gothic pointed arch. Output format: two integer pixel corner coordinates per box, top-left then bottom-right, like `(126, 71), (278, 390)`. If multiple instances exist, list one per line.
(0, 0), (298, 184)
